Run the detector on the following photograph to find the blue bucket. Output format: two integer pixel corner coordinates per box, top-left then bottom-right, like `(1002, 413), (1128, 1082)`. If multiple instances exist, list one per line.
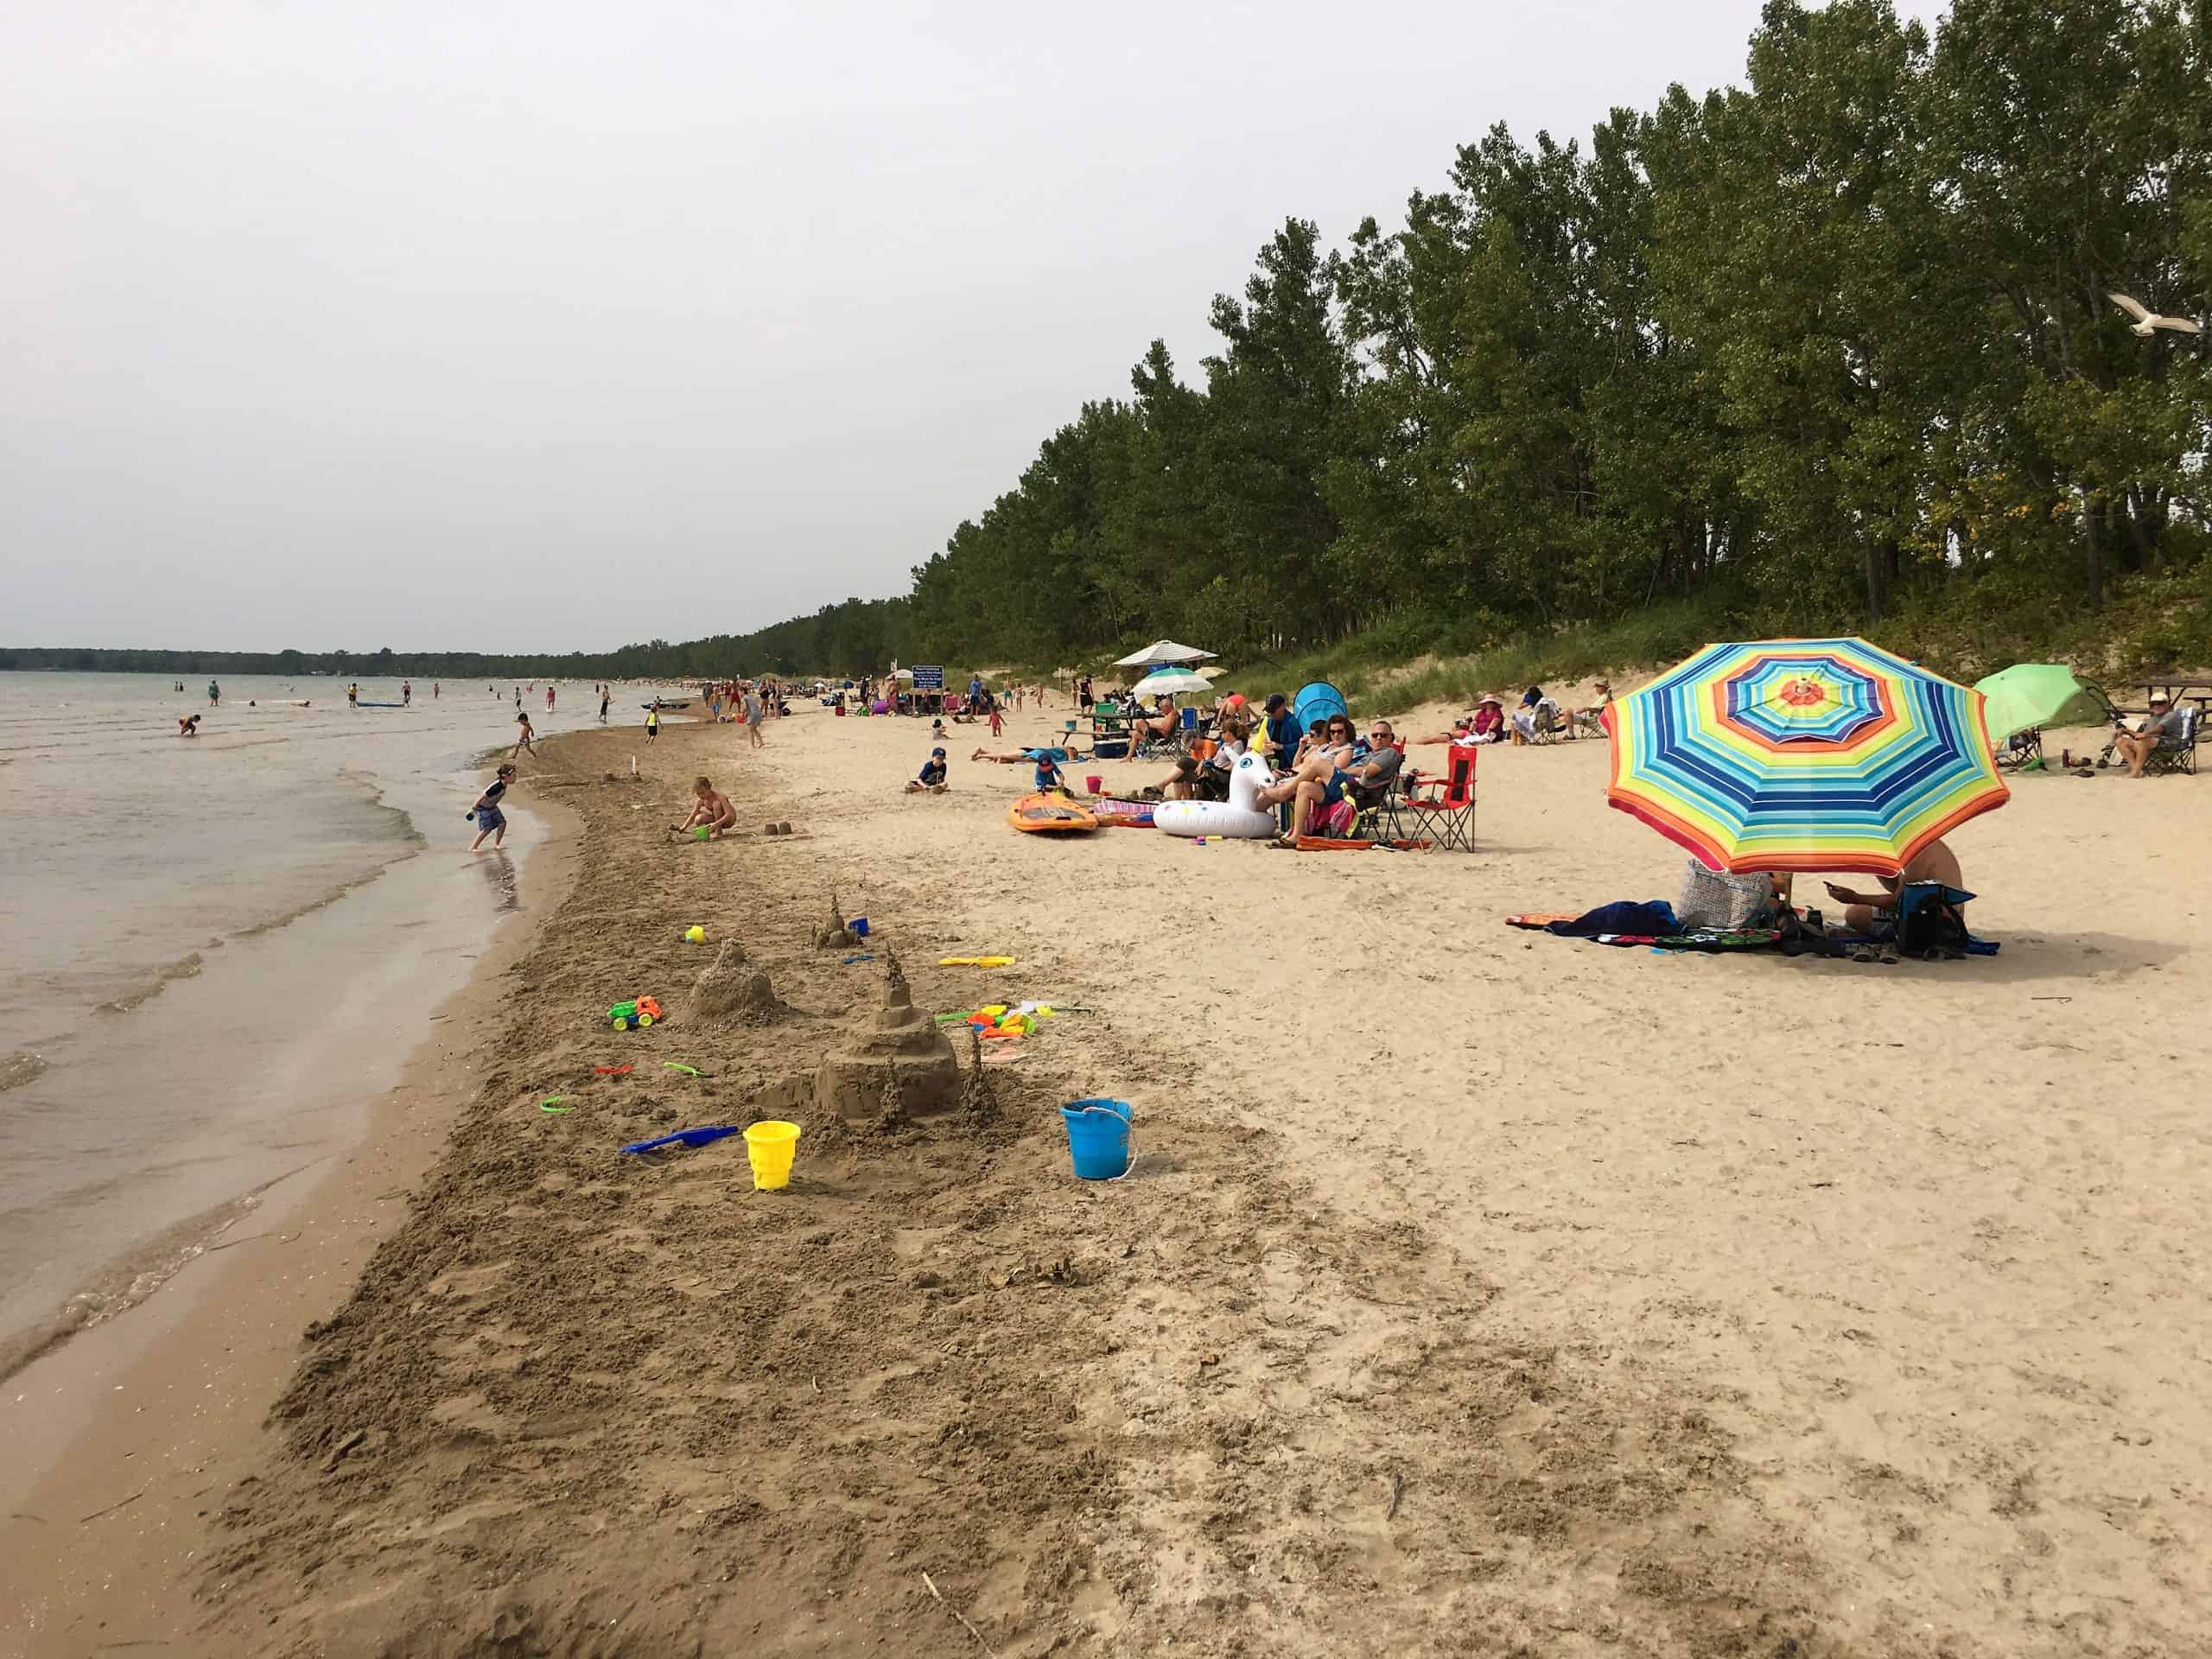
(1060, 1098), (1133, 1180)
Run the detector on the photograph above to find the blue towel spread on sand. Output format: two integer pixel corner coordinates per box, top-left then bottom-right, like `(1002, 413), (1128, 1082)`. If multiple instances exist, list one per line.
(1546, 900), (1680, 938)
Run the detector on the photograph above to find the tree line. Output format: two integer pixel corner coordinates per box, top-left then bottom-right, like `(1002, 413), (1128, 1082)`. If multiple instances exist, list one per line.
(898, 0), (2209, 677)
(12, 3), (2204, 685)
(0, 597), (907, 683)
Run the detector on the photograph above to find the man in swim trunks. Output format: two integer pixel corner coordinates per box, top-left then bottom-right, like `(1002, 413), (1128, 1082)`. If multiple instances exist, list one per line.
(677, 775), (738, 838)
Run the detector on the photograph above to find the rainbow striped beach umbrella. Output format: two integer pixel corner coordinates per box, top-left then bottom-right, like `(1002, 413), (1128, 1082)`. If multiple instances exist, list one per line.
(1601, 639), (2009, 876)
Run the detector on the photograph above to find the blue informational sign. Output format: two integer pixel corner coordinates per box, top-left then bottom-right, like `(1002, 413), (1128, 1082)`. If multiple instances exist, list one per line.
(911, 664), (944, 690)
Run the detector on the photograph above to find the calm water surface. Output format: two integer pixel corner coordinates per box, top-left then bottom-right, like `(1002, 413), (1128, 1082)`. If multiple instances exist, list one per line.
(0, 671), (681, 1370)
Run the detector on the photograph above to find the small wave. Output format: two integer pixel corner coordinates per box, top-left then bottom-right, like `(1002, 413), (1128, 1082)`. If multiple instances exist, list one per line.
(231, 777), (426, 938)
(0, 1050), (48, 1092)
(95, 951), (207, 1014)
(0, 1186), (270, 1383)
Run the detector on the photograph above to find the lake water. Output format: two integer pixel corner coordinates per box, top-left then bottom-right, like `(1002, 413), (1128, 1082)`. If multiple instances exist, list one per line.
(0, 671), (683, 1374)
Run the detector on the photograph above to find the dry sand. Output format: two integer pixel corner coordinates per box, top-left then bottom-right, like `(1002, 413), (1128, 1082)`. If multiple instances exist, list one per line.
(9, 698), (2209, 1658)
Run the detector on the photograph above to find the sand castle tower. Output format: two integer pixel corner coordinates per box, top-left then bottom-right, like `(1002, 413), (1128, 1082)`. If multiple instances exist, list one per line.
(960, 1023), (1000, 1128)
(813, 948), (958, 1120)
(812, 889), (862, 950)
(683, 938), (785, 1027)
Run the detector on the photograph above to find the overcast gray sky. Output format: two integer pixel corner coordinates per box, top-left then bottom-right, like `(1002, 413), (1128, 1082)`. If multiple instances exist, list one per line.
(1, 1), (1945, 653)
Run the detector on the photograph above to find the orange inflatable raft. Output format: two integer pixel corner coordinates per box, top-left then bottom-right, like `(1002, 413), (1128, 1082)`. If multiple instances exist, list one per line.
(1008, 793), (1098, 833)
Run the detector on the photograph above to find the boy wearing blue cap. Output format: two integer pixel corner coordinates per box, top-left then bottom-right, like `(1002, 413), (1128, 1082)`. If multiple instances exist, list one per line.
(906, 747), (951, 794)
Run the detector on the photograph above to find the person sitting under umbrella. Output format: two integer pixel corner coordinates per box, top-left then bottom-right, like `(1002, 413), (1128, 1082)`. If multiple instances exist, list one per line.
(1123, 697), (1181, 759)
(1821, 837), (1964, 937)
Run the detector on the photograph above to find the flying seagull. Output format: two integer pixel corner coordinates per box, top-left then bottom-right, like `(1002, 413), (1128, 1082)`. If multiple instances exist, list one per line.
(2107, 292), (2202, 336)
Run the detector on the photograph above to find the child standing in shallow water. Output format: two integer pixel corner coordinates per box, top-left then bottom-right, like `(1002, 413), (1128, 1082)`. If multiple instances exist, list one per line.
(469, 764), (517, 849)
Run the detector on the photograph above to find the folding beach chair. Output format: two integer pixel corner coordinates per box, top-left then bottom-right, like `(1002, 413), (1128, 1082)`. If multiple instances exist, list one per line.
(1512, 700), (1564, 745)
(1995, 728), (2045, 772)
(1401, 746), (1476, 850)
(2145, 707), (2201, 776)
(1131, 712), (1182, 762)
(1347, 744), (1411, 841)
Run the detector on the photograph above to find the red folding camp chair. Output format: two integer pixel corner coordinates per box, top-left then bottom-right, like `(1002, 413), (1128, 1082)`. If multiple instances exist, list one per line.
(1401, 746), (1476, 850)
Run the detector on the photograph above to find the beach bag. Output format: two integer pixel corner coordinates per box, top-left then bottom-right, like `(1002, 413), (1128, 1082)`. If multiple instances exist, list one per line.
(1896, 883), (1974, 960)
(1675, 861), (1774, 931)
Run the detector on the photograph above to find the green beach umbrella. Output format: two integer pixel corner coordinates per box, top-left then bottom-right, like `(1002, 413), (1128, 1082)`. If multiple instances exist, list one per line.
(1972, 664), (2107, 740)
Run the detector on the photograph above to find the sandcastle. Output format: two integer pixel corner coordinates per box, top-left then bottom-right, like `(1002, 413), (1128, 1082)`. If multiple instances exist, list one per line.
(813, 948), (958, 1121)
(811, 889), (862, 950)
(683, 938), (785, 1027)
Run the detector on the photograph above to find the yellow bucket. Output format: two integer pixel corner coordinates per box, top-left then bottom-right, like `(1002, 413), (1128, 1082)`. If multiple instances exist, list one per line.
(742, 1121), (802, 1191)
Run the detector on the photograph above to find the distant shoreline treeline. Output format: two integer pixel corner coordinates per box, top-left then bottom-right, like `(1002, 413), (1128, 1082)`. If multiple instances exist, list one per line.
(0, 598), (907, 682)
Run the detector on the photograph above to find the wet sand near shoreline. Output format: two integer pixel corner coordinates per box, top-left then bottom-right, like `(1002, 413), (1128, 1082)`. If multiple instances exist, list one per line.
(11, 702), (2209, 1657)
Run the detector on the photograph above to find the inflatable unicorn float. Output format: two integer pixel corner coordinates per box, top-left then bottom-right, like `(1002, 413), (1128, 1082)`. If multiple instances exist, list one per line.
(1154, 750), (1280, 839)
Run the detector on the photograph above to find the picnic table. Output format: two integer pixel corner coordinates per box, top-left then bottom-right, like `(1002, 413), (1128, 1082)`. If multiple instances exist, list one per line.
(2121, 677), (2212, 720)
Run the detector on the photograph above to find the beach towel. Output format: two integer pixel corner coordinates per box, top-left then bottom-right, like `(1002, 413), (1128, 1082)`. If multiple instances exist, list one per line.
(1507, 905), (1783, 952)
(1592, 927), (1784, 952)
(1535, 900), (1681, 938)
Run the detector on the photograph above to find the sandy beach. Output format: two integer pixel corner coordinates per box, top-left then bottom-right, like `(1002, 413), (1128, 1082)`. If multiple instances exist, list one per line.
(9, 696), (2209, 1658)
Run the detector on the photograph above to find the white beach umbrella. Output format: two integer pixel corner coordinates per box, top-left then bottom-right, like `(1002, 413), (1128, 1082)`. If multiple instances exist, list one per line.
(1134, 666), (1212, 696)
(1114, 639), (1217, 668)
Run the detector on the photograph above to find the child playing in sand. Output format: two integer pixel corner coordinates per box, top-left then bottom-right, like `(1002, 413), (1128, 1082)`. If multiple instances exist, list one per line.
(677, 775), (738, 838)
(513, 710), (536, 756)
(178, 714), (201, 737)
(468, 764), (516, 849)
(906, 747), (950, 793)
